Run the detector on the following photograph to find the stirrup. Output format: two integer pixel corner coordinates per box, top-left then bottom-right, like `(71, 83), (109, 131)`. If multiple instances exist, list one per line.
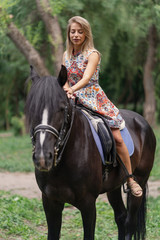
(123, 182), (130, 193)
(122, 174), (134, 194)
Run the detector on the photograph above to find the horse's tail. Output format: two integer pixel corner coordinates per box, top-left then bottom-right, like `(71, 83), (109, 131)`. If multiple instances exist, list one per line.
(127, 184), (148, 240)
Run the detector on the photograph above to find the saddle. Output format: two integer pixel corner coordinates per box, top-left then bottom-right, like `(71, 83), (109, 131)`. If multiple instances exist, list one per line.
(79, 107), (134, 167)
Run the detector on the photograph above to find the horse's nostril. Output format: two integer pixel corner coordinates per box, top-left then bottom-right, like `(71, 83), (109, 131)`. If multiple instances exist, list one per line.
(32, 152), (39, 162)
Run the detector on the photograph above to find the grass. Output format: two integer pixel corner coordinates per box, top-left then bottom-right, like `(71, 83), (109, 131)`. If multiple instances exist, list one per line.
(0, 135), (33, 172)
(150, 126), (160, 180)
(0, 191), (160, 240)
(0, 127), (160, 178)
(0, 128), (160, 239)
(0, 191), (46, 240)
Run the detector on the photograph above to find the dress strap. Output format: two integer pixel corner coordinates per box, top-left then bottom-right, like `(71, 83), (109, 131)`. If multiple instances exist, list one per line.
(87, 49), (100, 58)
(86, 49), (101, 65)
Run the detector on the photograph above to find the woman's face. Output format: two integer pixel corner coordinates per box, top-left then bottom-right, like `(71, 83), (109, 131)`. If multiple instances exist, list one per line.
(69, 22), (86, 48)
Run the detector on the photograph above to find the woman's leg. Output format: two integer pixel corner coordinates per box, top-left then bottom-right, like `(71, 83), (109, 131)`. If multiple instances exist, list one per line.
(111, 128), (142, 197)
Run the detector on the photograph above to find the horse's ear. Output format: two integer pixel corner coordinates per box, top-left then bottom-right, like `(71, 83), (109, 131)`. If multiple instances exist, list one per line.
(30, 65), (40, 82)
(57, 65), (67, 87)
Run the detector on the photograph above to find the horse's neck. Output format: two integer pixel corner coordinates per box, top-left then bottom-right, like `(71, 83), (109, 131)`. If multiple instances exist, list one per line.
(68, 109), (89, 142)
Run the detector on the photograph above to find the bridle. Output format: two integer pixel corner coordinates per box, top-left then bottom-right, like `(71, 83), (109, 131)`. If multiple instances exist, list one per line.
(31, 101), (75, 167)
(32, 124), (59, 139)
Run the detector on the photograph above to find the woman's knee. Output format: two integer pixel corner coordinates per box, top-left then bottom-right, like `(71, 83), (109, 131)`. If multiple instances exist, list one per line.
(115, 136), (124, 146)
(111, 129), (124, 146)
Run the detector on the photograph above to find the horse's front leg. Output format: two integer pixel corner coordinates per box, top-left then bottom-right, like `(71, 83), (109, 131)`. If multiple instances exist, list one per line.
(79, 196), (97, 240)
(42, 194), (64, 240)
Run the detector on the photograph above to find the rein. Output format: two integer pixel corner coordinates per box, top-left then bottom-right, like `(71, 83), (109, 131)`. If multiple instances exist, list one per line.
(31, 100), (75, 167)
(54, 102), (75, 166)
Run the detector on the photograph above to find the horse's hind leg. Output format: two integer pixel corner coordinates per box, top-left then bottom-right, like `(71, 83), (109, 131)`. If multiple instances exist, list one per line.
(42, 194), (64, 240)
(79, 196), (96, 240)
(107, 187), (127, 240)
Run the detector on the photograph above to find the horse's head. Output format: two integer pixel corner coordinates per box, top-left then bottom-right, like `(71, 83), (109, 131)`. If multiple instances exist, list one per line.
(25, 65), (69, 171)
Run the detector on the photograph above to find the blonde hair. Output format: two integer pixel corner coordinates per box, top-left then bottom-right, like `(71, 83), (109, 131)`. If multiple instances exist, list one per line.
(66, 16), (96, 59)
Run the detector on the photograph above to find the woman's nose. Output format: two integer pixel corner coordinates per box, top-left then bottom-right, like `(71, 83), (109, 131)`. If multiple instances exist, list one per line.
(74, 31), (78, 37)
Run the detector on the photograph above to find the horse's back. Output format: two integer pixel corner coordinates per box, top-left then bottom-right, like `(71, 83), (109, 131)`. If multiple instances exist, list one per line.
(120, 109), (155, 140)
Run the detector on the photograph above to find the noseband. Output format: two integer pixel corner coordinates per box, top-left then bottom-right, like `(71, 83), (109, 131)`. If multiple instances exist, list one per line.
(31, 102), (75, 167)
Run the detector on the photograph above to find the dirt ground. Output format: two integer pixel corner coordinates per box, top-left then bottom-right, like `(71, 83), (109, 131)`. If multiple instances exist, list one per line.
(0, 172), (160, 200)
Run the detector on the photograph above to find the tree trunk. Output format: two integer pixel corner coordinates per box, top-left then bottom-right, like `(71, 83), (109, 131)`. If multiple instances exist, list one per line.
(7, 22), (49, 76)
(36, 0), (64, 76)
(143, 25), (157, 126)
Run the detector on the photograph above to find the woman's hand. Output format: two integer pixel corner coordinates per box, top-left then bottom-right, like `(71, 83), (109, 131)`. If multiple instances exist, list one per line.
(64, 87), (75, 99)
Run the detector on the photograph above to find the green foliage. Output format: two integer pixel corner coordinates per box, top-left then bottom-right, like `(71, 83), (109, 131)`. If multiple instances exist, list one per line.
(58, 0), (160, 110)
(25, 21), (45, 49)
(1, 0), (160, 129)
(0, 0), (19, 32)
(49, 0), (66, 15)
(11, 115), (25, 136)
(0, 39), (29, 129)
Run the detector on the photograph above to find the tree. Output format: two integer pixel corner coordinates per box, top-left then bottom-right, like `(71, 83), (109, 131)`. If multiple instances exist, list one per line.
(101, 0), (160, 126)
(7, 22), (50, 76)
(0, 0), (160, 129)
(35, 0), (64, 75)
(143, 25), (157, 126)
(1, 0), (63, 76)
(0, 0), (65, 129)
(129, 0), (160, 126)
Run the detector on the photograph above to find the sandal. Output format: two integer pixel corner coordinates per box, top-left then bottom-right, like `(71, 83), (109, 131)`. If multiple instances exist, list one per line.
(128, 180), (143, 197)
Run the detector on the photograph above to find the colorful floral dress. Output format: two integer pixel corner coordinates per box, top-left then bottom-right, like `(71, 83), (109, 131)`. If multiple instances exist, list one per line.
(64, 49), (125, 129)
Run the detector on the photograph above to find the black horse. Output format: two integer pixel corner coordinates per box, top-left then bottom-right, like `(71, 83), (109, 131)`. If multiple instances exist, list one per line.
(25, 65), (156, 240)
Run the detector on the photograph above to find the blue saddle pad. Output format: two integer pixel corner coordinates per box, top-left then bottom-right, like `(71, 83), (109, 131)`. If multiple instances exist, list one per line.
(120, 127), (134, 157)
(86, 116), (134, 165)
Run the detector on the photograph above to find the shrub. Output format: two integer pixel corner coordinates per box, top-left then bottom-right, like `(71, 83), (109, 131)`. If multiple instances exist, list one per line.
(11, 115), (26, 136)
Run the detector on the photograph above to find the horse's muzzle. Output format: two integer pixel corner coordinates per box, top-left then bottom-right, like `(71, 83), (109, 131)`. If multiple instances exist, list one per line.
(32, 151), (53, 171)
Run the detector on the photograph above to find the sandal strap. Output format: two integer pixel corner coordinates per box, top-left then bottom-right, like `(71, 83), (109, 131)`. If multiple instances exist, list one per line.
(122, 175), (140, 194)
(127, 174), (137, 181)
(128, 180), (142, 197)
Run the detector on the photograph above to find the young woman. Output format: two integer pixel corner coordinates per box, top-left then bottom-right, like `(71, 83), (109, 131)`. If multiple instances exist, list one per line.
(63, 16), (142, 197)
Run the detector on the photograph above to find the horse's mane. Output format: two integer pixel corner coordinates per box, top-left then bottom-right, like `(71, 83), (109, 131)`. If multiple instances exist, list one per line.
(25, 75), (66, 127)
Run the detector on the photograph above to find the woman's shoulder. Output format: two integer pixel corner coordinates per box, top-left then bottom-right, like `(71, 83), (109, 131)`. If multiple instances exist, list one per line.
(84, 48), (100, 58)
(83, 49), (100, 64)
